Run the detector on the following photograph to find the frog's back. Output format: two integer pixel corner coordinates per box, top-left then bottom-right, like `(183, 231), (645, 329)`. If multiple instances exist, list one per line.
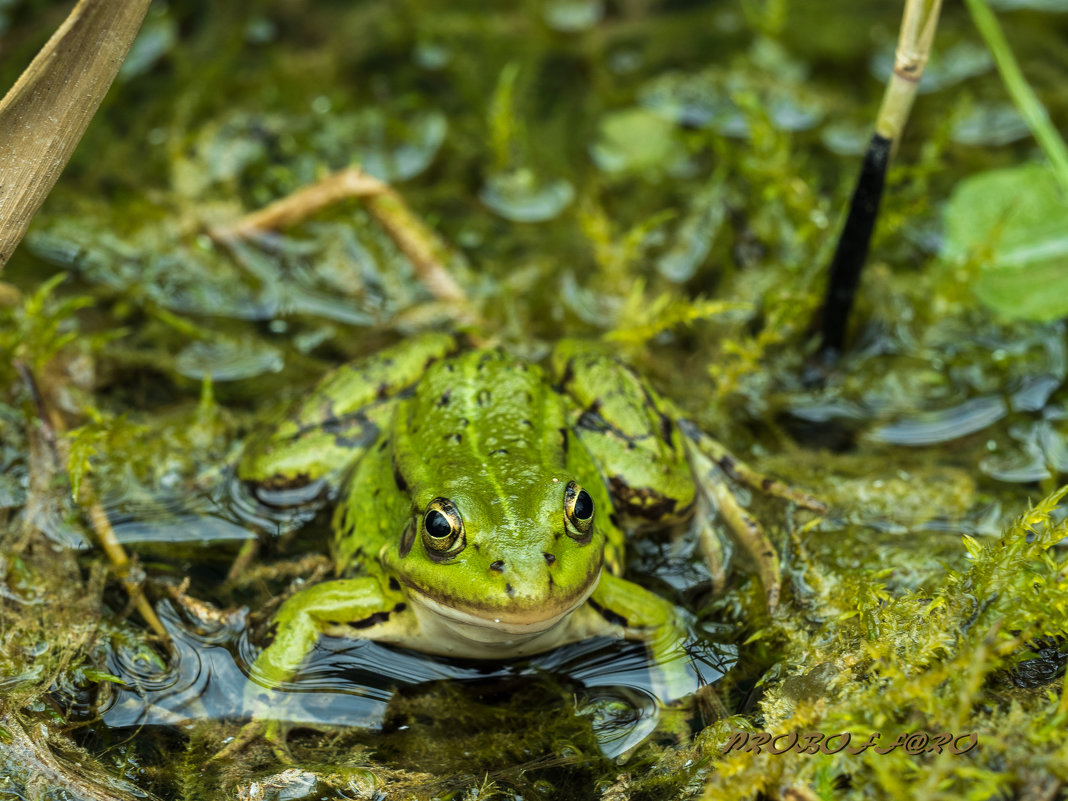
(394, 350), (570, 499)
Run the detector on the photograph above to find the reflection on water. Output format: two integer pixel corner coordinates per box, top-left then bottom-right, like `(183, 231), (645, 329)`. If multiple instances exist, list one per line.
(101, 600), (735, 761)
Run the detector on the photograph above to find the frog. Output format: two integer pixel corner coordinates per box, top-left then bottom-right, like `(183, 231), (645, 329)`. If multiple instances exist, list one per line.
(223, 332), (824, 756)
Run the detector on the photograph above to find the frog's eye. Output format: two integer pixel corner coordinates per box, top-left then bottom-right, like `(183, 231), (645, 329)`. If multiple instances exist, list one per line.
(564, 481), (595, 542)
(422, 497), (465, 559)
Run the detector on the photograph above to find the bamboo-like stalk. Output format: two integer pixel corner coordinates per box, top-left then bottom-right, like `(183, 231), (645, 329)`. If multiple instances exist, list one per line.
(0, 0), (151, 268)
(15, 361), (171, 644)
(815, 0), (943, 362)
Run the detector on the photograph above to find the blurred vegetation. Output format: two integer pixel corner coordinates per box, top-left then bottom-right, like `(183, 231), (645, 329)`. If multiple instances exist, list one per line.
(1, 0), (1068, 799)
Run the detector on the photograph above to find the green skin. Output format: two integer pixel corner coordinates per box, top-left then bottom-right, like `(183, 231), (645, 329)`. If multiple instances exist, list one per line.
(239, 335), (736, 707)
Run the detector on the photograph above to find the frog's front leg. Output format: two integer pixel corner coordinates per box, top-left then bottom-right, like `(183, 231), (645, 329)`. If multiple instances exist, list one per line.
(252, 576), (407, 687)
(578, 572), (697, 703)
(219, 576), (407, 761)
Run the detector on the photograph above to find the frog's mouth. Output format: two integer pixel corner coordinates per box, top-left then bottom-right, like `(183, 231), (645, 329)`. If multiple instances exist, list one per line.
(400, 568), (602, 636)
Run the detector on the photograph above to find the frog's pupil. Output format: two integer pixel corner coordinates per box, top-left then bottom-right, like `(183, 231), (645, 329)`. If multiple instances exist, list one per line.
(574, 490), (593, 520)
(425, 509), (452, 539)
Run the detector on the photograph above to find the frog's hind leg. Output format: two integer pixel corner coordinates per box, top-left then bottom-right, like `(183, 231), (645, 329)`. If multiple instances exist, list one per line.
(684, 440), (784, 611)
(678, 421), (826, 611)
(239, 333), (459, 491)
(676, 419), (826, 513)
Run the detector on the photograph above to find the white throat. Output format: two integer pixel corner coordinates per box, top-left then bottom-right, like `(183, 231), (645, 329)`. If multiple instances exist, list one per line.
(402, 573), (600, 659)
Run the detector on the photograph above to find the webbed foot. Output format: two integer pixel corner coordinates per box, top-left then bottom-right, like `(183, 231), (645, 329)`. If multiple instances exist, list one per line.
(212, 717), (295, 764)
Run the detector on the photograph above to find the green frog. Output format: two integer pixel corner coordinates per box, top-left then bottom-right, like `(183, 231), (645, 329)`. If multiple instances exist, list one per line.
(228, 333), (822, 752)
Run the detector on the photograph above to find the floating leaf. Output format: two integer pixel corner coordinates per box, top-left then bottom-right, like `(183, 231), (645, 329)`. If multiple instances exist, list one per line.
(942, 163), (1068, 320)
(590, 108), (681, 174)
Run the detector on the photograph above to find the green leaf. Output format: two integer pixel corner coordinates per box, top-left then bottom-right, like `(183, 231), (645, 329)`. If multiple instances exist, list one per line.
(590, 108), (681, 174)
(82, 668), (126, 685)
(943, 162), (1068, 320)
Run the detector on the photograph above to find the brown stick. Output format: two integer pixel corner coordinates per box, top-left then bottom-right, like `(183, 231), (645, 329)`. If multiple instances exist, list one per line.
(15, 360), (170, 644)
(219, 167), (388, 238)
(0, 0), (152, 268)
(214, 166), (467, 304)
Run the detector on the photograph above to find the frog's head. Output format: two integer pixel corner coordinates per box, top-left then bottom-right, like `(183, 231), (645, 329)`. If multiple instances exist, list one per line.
(380, 471), (605, 644)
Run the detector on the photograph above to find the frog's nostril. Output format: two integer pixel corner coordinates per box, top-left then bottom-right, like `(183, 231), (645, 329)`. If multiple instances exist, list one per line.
(543, 552), (556, 566)
(489, 560), (505, 572)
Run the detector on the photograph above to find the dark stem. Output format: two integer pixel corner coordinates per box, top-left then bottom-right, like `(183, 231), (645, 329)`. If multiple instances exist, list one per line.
(816, 132), (893, 361)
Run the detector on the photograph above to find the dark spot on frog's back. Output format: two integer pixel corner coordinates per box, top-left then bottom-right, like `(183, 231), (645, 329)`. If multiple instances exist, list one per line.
(477, 389), (491, 406)
(445, 433), (462, 444)
(490, 560), (505, 572)
(559, 358), (575, 388)
(543, 552), (556, 565)
(393, 461), (409, 493)
(576, 405), (610, 435)
(489, 448), (508, 456)
(608, 475), (683, 521)
(657, 411), (675, 445)
(437, 389), (451, 408)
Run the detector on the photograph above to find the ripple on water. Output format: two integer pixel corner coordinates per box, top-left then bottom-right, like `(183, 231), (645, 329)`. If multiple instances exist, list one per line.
(100, 600), (736, 760)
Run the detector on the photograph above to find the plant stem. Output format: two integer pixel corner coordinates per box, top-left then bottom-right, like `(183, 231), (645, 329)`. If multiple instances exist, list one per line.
(965, 0), (1068, 195)
(815, 0), (943, 362)
(0, 0), (151, 268)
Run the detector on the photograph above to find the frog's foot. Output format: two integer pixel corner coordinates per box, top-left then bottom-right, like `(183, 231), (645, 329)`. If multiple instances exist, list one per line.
(654, 696), (696, 746)
(651, 679), (730, 747)
(588, 573), (703, 703)
(213, 718), (296, 765)
(676, 419), (826, 513)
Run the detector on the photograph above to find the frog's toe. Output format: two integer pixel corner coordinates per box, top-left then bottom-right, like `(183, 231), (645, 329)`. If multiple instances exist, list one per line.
(212, 719), (268, 762)
(692, 683), (729, 728)
(265, 719), (296, 764)
(211, 718), (296, 764)
(654, 697), (696, 746)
